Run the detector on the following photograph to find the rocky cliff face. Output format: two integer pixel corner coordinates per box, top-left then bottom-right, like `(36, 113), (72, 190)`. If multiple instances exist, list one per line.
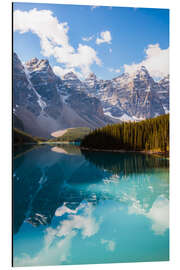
(157, 75), (169, 113)
(13, 53), (110, 138)
(25, 57), (63, 120)
(13, 53), (41, 116)
(13, 53), (169, 138)
(84, 66), (169, 121)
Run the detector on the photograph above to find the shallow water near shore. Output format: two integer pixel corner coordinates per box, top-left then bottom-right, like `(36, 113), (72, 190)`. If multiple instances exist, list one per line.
(13, 144), (169, 266)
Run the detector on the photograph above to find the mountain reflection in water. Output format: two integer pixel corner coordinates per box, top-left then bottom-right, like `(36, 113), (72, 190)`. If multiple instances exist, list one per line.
(13, 144), (169, 266)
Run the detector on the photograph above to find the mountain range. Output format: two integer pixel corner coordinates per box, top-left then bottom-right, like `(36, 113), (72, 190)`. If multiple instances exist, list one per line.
(13, 52), (169, 138)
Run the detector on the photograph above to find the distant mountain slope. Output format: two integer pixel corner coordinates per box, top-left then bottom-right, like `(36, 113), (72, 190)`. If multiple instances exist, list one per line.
(13, 53), (111, 138)
(84, 66), (169, 121)
(13, 53), (169, 138)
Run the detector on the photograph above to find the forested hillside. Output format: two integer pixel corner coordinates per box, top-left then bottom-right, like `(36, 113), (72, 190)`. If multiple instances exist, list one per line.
(81, 114), (169, 152)
(13, 128), (39, 145)
(49, 127), (91, 142)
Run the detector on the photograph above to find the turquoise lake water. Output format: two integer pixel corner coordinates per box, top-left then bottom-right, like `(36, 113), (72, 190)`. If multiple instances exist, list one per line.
(13, 144), (169, 267)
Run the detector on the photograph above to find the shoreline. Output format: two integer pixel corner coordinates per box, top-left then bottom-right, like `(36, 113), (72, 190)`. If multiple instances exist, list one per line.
(80, 146), (169, 158)
(13, 142), (169, 159)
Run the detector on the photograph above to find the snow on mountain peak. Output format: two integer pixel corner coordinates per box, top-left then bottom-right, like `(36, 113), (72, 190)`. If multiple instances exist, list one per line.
(25, 58), (50, 73)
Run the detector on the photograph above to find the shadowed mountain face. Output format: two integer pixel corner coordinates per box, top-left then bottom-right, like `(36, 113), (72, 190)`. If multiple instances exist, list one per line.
(13, 53), (169, 137)
(13, 53), (111, 138)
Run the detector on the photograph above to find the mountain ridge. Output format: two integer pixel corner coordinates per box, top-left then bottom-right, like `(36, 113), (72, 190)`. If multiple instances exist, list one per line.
(13, 53), (112, 138)
(13, 53), (169, 138)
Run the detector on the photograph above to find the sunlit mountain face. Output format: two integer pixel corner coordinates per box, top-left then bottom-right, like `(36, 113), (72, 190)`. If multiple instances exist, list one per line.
(13, 52), (169, 138)
(13, 144), (169, 266)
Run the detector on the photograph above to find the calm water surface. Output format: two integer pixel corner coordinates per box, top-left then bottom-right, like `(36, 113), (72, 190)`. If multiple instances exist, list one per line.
(13, 144), (169, 266)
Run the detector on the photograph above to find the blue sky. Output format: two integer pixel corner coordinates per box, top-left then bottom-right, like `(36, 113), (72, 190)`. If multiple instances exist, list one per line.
(13, 2), (169, 80)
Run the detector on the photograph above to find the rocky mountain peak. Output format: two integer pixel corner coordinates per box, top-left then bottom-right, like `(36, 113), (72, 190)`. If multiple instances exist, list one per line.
(86, 72), (97, 80)
(13, 52), (169, 138)
(85, 72), (98, 89)
(134, 65), (150, 79)
(63, 72), (78, 81)
(26, 57), (51, 72)
(159, 74), (169, 83)
(13, 52), (25, 73)
(26, 57), (39, 66)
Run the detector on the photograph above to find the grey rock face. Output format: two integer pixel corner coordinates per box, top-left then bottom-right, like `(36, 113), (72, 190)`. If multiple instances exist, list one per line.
(157, 75), (169, 113)
(13, 53), (169, 138)
(13, 53), (41, 116)
(13, 53), (111, 137)
(60, 72), (112, 127)
(84, 66), (169, 121)
(25, 58), (63, 120)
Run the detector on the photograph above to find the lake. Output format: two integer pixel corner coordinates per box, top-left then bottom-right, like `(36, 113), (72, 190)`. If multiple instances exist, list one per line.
(13, 144), (169, 267)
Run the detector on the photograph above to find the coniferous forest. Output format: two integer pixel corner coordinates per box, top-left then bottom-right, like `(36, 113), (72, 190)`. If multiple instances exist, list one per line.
(81, 114), (169, 153)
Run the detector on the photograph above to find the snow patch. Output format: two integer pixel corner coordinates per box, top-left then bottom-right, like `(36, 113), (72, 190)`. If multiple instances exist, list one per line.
(163, 106), (169, 114)
(24, 66), (47, 111)
(104, 112), (132, 121)
(104, 111), (144, 122)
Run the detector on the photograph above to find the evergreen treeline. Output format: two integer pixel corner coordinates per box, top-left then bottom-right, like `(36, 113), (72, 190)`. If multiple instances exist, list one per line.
(81, 114), (169, 152)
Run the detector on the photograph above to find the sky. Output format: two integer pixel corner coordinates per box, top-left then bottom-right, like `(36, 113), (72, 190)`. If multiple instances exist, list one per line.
(13, 2), (169, 80)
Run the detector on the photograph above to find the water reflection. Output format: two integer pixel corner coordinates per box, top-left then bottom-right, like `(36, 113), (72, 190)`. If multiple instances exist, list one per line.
(13, 144), (169, 266)
(81, 150), (169, 175)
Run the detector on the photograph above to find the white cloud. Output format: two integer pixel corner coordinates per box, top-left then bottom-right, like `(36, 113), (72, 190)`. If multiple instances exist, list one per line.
(101, 239), (115, 251)
(55, 203), (81, 216)
(14, 202), (100, 267)
(82, 35), (94, 42)
(14, 8), (101, 78)
(14, 231), (75, 267)
(96, 31), (112, 45)
(146, 196), (169, 235)
(53, 65), (82, 79)
(124, 44), (169, 78)
(91, 6), (99, 11)
(128, 195), (169, 235)
(51, 202), (100, 239)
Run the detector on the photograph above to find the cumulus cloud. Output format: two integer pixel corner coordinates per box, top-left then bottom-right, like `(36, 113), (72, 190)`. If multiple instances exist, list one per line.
(14, 8), (101, 78)
(53, 65), (82, 79)
(146, 196), (169, 235)
(14, 202), (100, 267)
(124, 44), (169, 78)
(82, 35), (94, 42)
(128, 195), (169, 235)
(96, 31), (112, 45)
